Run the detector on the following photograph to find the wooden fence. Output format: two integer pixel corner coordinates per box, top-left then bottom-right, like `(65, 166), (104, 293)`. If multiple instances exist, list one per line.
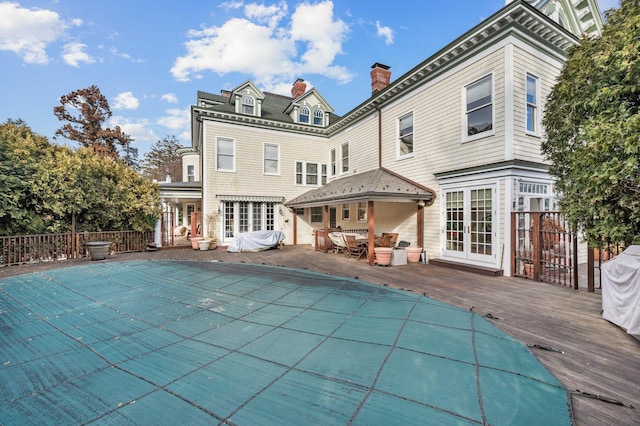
(587, 242), (625, 292)
(0, 230), (154, 267)
(511, 211), (579, 289)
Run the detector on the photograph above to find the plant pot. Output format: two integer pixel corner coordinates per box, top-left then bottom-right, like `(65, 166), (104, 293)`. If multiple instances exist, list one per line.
(406, 246), (422, 263)
(191, 237), (204, 250)
(374, 247), (393, 266)
(524, 263), (534, 277)
(86, 241), (112, 261)
(198, 239), (211, 251)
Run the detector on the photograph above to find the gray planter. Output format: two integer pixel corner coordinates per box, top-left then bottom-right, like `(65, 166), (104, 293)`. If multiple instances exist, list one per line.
(86, 241), (112, 261)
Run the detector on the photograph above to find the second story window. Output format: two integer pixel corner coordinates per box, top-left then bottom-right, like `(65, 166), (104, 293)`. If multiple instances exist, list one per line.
(341, 142), (349, 173)
(398, 112), (414, 157)
(465, 75), (493, 138)
(299, 106), (310, 123)
(295, 161), (325, 186)
(264, 143), (279, 175)
(526, 74), (538, 134)
(313, 109), (324, 125)
(330, 149), (336, 176)
(242, 95), (255, 115)
(187, 165), (195, 182)
(217, 137), (235, 171)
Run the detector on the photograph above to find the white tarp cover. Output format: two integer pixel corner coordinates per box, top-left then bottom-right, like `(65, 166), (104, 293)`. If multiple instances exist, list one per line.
(601, 245), (640, 337)
(227, 230), (285, 253)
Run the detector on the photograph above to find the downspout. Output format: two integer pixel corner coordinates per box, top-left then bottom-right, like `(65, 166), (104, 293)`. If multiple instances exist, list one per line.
(374, 102), (382, 169)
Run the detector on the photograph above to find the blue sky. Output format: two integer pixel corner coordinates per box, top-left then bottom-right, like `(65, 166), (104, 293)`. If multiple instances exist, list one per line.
(0, 0), (619, 157)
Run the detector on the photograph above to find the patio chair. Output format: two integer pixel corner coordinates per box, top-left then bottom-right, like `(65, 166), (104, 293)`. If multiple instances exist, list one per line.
(380, 233), (399, 248)
(344, 234), (366, 260)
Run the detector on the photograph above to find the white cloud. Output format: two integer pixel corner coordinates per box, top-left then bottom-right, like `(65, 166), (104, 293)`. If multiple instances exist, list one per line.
(0, 2), (67, 64)
(111, 116), (158, 144)
(62, 42), (95, 67)
(171, 0), (352, 94)
(157, 108), (191, 141)
(113, 92), (140, 110)
(161, 93), (179, 104)
(376, 21), (394, 45)
(109, 47), (144, 63)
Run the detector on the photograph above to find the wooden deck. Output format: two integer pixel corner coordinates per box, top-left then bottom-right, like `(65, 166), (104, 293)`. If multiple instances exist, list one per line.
(1, 245), (638, 426)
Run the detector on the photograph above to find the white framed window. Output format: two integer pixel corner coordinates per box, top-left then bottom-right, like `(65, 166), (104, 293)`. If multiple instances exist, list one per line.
(341, 142), (349, 173)
(310, 206), (323, 223)
(398, 111), (414, 158)
(216, 137), (235, 171)
(330, 149), (336, 176)
(299, 106), (310, 123)
(263, 143), (279, 175)
(465, 74), (493, 140)
(526, 73), (539, 134)
(242, 95), (255, 115)
(342, 204), (350, 221)
(357, 202), (367, 222)
(187, 165), (195, 182)
(295, 161), (325, 186)
(313, 109), (324, 126)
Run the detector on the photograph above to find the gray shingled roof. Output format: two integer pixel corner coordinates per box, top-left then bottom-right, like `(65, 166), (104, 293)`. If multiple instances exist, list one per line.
(197, 90), (342, 125)
(285, 168), (435, 208)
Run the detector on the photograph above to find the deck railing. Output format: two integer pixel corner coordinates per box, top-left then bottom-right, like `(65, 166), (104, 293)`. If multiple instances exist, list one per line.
(587, 242), (625, 292)
(313, 228), (367, 252)
(0, 230), (154, 267)
(511, 212), (578, 289)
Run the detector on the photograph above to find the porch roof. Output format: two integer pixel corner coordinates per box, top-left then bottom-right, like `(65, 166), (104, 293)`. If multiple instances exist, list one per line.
(285, 167), (435, 208)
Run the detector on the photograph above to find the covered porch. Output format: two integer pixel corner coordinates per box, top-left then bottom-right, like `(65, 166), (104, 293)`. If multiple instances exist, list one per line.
(158, 181), (202, 247)
(285, 168), (436, 265)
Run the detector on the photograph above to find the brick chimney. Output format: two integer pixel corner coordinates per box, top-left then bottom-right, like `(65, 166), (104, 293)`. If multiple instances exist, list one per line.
(291, 78), (307, 98)
(371, 63), (391, 94)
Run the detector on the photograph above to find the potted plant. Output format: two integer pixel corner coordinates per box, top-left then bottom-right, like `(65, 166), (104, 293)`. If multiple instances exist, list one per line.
(205, 212), (219, 249)
(406, 246), (422, 263)
(86, 241), (112, 261)
(374, 247), (393, 266)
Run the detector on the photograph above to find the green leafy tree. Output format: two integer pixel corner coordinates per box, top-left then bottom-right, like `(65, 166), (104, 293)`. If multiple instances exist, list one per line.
(0, 119), (161, 235)
(53, 85), (133, 159)
(542, 0), (640, 247)
(141, 135), (184, 181)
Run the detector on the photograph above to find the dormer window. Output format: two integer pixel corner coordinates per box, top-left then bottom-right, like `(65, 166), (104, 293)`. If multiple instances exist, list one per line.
(242, 95), (255, 115)
(299, 106), (310, 123)
(313, 109), (324, 126)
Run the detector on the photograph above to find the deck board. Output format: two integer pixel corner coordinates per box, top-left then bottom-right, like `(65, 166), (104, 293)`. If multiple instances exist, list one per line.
(1, 245), (638, 426)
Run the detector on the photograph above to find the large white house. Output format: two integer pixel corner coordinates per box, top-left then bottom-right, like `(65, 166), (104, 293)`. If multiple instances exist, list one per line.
(160, 0), (603, 276)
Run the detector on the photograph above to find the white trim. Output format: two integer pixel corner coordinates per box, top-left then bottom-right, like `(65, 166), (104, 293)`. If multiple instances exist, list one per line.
(215, 136), (236, 172)
(462, 72), (496, 143)
(340, 141), (349, 175)
(396, 110), (415, 160)
(524, 71), (542, 137)
(504, 44), (514, 160)
(263, 142), (280, 176)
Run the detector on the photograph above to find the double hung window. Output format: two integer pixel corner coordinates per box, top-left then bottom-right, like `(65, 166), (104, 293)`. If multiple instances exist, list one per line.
(264, 143), (279, 175)
(341, 143), (349, 173)
(242, 95), (254, 115)
(299, 106), (310, 123)
(526, 74), (538, 134)
(465, 75), (493, 138)
(295, 161), (325, 186)
(398, 112), (414, 157)
(313, 109), (323, 125)
(216, 137), (235, 171)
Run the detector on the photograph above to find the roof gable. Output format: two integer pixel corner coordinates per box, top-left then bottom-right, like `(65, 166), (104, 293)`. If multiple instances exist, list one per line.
(285, 88), (334, 114)
(523, 0), (603, 36)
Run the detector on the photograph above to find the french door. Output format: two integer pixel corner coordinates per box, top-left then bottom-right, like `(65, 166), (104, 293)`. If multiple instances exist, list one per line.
(443, 186), (496, 263)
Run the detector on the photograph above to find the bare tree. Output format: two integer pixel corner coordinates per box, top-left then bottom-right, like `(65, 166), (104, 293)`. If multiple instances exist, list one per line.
(54, 85), (132, 158)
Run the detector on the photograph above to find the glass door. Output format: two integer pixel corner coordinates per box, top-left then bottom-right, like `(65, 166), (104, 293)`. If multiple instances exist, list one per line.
(444, 186), (495, 263)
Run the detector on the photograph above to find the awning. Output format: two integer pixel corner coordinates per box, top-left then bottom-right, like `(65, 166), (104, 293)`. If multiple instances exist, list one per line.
(216, 195), (286, 203)
(285, 168), (435, 208)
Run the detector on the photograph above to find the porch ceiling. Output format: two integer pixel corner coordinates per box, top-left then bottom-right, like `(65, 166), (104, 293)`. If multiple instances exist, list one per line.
(285, 168), (435, 208)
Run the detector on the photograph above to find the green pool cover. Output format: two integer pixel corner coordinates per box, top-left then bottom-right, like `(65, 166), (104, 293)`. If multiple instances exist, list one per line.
(0, 260), (571, 425)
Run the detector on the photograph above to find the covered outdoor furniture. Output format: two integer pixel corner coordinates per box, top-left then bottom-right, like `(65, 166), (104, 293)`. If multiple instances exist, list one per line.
(227, 230), (285, 253)
(601, 245), (640, 339)
(328, 232), (348, 253)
